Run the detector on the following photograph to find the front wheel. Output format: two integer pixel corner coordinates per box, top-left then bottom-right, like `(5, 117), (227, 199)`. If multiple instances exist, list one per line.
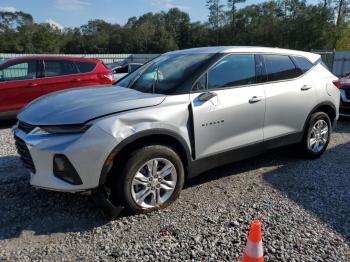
(302, 112), (331, 159)
(116, 145), (185, 214)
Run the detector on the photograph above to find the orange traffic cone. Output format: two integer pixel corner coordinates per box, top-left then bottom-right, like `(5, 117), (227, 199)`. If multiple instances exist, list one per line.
(242, 220), (264, 262)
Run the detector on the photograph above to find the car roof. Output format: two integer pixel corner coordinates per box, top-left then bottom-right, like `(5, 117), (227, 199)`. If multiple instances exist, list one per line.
(166, 46), (320, 63)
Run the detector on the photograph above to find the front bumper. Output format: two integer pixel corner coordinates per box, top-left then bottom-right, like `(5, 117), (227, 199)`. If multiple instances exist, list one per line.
(13, 124), (117, 192)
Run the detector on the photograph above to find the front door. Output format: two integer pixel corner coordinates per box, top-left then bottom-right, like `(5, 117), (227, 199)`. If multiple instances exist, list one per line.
(0, 59), (42, 113)
(190, 54), (266, 159)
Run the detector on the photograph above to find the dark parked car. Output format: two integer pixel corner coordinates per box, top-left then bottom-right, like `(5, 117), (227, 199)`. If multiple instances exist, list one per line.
(338, 76), (350, 116)
(107, 62), (143, 81)
(0, 56), (114, 119)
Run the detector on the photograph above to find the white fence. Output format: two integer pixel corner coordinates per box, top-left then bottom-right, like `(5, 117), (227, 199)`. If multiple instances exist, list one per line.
(0, 53), (159, 64)
(2, 51), (350, 76)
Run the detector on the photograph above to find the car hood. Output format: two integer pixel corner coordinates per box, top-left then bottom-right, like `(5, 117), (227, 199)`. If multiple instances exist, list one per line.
(18, 86), (166, 125)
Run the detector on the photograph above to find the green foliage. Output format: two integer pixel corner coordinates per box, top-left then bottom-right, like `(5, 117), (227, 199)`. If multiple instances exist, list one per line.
(206, 0), (226, 28)
(0, 1), (349, 54)
(227, 0), (246, 25)
(336, 28), (350, 50)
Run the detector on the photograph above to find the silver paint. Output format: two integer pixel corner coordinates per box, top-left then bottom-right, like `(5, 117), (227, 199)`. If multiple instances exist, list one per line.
(14, 47), (340, 192)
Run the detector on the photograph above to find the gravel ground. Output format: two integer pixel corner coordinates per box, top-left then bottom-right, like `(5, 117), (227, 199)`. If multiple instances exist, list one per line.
(0, 119), (349, 261)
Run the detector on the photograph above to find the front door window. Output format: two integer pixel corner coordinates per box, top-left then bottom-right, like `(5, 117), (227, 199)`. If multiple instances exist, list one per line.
(0, 61), (37, 82)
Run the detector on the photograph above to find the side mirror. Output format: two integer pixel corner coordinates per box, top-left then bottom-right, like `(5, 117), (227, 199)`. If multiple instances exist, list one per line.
(198, 92), (217, 102)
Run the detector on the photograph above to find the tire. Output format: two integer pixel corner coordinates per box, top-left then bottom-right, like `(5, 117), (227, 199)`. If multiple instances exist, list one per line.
(114, 145), (185, 214)
(301, 112), (331, 159)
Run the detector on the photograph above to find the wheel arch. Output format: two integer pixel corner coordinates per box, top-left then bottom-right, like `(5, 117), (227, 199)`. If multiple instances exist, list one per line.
(303, 102), (337, 134)
(99, 129), (192, 185)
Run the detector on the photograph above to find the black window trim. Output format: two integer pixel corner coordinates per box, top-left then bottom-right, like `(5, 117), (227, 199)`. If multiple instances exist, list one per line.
(191, 53), (261, 93)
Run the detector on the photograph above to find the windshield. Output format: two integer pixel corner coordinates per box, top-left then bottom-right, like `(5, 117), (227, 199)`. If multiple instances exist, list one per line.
(117, 53), (213, 95)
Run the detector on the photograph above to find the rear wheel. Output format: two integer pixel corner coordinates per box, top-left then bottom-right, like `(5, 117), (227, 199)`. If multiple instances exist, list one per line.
(115, 145), (184, 214)
(302, 112), (331, 159)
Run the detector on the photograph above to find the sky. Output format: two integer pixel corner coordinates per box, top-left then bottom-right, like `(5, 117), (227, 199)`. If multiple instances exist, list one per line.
(0, 0), (320, 29)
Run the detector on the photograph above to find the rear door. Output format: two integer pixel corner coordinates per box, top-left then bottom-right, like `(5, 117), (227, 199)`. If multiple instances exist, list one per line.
(74, 60), (100, 86)
(261, 54), (316, 141)
(39, 59), (80, 95)
(0, 59), (42, 113)
(190, 54), (266, 159)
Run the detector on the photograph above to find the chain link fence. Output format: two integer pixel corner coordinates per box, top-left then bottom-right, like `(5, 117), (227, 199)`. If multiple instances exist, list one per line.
(0, 53), (159, 65)
(313, 51), (334, 70)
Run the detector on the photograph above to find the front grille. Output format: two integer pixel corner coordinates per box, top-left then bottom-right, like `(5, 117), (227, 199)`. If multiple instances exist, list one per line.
(14, 135), (36, 173)
(18, 121), (36, 133)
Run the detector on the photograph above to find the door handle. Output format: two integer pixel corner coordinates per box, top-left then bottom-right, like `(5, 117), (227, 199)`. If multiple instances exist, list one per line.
(301, 85), (313, 91)
(198, 92), (218, 102)
(25, 83), (38, 88)
(71, 78), (81, 82)
(249, 96), (263, 103)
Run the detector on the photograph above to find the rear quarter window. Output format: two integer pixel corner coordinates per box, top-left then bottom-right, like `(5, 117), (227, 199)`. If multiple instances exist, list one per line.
(75, 61), (96, 73)
(292, 56), (314, 73)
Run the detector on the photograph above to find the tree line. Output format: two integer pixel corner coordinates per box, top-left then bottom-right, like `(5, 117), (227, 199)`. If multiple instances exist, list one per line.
(0, 0), (349, 54)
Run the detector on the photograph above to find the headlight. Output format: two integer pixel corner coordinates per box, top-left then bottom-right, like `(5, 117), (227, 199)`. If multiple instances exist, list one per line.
(32, 124), (91, 135)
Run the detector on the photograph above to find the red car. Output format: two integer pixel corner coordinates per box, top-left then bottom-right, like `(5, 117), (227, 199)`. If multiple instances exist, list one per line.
(0, 56), (114, 119)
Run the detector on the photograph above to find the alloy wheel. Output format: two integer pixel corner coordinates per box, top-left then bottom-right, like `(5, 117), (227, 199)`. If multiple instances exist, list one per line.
(130, 158), (177, 208)
(308, 119), (329, 153)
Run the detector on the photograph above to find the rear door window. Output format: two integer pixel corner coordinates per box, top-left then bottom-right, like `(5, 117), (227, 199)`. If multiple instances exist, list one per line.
(263, 54), (302, 82)
(0, 60), (38, 82)
(44, 60), (78, 77)
(292, 56), (314, 73)
(75, 61), (96, 73)
(208, 54), (256, 89)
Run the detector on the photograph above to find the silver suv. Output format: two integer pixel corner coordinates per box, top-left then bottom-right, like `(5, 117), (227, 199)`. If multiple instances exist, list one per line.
(14, 47), (340, 214)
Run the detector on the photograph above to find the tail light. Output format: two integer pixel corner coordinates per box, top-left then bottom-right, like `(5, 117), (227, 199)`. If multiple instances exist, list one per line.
(332, 79), (341, 89)
(99, 72), (114, 84)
